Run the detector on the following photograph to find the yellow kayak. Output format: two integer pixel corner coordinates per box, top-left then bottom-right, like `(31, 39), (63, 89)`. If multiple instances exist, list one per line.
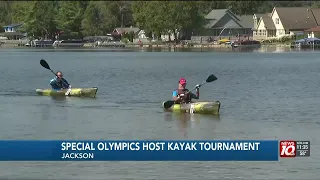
(162, 101), (221, 115)
(36, 87), (98, 98)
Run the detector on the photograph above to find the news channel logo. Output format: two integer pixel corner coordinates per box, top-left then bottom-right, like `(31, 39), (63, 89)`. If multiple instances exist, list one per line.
(280, 140), (310, 158)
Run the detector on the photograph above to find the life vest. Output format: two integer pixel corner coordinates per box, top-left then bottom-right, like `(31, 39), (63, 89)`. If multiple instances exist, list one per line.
(54, 77), (67, 89)
(175, 88), (191, 103)
(57, 80), (63, 88)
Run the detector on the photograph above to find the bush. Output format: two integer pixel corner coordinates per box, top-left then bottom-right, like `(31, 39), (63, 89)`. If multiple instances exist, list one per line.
(315, 32), (320, 38)
(261, 35), (296, 44)
(121, 38), (129, 43)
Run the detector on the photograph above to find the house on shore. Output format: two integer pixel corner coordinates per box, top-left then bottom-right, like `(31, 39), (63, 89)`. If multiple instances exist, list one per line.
(1, 23), (26, 40)
(191, 9), (255, 43)
(253, 13), (277, 40)
(304, 8), (320, 38)
(253, 14), (265, 30)
(111, 26), (151, 43)
(305, 26), (320, 38)
(202, 9), (254, 39)
(253, 7), (320, 41)
(111, 27), (140, 41)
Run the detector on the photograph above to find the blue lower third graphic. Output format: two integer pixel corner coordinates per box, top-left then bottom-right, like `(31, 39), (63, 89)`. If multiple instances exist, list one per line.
(0, 140), (279, 161)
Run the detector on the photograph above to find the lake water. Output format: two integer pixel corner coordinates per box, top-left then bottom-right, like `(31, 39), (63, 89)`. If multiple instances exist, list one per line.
(0, 47), (319, 179)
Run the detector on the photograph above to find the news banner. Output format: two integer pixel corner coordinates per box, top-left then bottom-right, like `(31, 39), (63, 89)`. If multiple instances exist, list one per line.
(0, 140), (310, 161)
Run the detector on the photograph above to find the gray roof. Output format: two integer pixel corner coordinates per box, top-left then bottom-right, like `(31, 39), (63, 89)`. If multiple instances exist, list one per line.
(205, 9), (233, 20)
(311, 8), (320, 26)
(260, 14), (276, 30)
(2, 32), (25, 36)
(205, 9), (239, 28)
(275, 7), (317, 30)
(254, 14), (264, 19)
(238, 15), (254, 29)
(3, 23), (23, 28)
(205, 9), (253, 29)
(114, 27), (140, 34)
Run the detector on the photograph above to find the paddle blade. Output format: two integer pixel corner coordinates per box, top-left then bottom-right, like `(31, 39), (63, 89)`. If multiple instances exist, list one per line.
(40, 59), (51, 70)
(163, 100), (175, 109)
(206, 74), (217, 83)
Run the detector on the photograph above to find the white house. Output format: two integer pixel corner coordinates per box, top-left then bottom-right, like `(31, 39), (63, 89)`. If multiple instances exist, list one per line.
(270, 7), (318, 37)
(253, 14), (264, 30)
(253, 7), (320, 40)
(137, 30), (147, 39)
(133, 30), (149, 43)
(254, 14), (276, 40)
(161, 29), (180, 42)
(2, 23), (25, 40)
(3, 23), (23, 32)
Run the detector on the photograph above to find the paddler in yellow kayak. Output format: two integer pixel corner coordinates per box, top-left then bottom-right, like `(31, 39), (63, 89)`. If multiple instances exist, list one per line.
(172, 78), (200, 104)
(50, 71), (71, 90)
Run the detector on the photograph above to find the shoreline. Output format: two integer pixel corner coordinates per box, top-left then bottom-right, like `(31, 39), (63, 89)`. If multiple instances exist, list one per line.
(0, 42), (291, 49)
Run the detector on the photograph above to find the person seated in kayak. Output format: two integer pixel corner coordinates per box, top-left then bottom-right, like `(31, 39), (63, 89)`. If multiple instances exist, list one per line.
(172, 78), (200, 104)
(50, 71), (71, 90)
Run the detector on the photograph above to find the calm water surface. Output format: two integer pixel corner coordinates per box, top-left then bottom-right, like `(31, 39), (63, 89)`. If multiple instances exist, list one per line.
(0, 47), (319, 179)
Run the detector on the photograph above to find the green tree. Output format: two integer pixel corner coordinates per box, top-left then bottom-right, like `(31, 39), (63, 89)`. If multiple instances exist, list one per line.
(23, 1), (58, 39)
(167, 1), (207, 41)
(226, 1), (261, 15)
(108, 1), (132, 27)
(78, 1), (89, 11)
(11, 1), (32, 25)
(197, 1), (228, 15)
(131, 1), (147, 29)
(132, 1), (169, 39)
(81, 1), (119, 36)
(184, 1), (208, 39)
(0, 1), (12, 27)
(311, 1), (320, 8)
(81, 1), (102, 36)
(132, 1), (206, 41)
(56, 1), (83, 38)
(100, 2), (118, 31)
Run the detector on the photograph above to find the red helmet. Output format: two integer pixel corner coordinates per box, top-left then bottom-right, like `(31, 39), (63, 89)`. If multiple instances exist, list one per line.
(179, 78), (187, 85)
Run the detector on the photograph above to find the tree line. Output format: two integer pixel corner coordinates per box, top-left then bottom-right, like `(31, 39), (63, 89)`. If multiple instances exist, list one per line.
(0, 1), (318, 40)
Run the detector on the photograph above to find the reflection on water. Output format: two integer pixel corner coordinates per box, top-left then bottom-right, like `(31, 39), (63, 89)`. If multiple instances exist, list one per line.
(40, 104), (52, 121)
(4, 45), (320, 53)
(164, 112), (220, 137)
(50, 96), (97, 102)
(137, 46), (320, 53)
(39, 97), (70, 120)
(50, 96), (68, 101)
(0, 91), (38, 97)
(165, 112), (220, 121)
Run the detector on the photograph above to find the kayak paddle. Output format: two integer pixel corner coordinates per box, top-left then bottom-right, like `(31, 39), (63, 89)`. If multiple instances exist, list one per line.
(40, 59), (71, 95)
(163, 74), (217, 109)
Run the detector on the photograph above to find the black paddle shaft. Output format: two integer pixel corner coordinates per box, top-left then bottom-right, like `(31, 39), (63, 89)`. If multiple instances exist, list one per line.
(40, 59), (70, 88)
(184, 74), (217, 95)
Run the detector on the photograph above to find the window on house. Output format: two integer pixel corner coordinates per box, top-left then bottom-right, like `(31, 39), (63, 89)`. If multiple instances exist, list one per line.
(275, 18), (279, 24)
(279, 29), (284, 35)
